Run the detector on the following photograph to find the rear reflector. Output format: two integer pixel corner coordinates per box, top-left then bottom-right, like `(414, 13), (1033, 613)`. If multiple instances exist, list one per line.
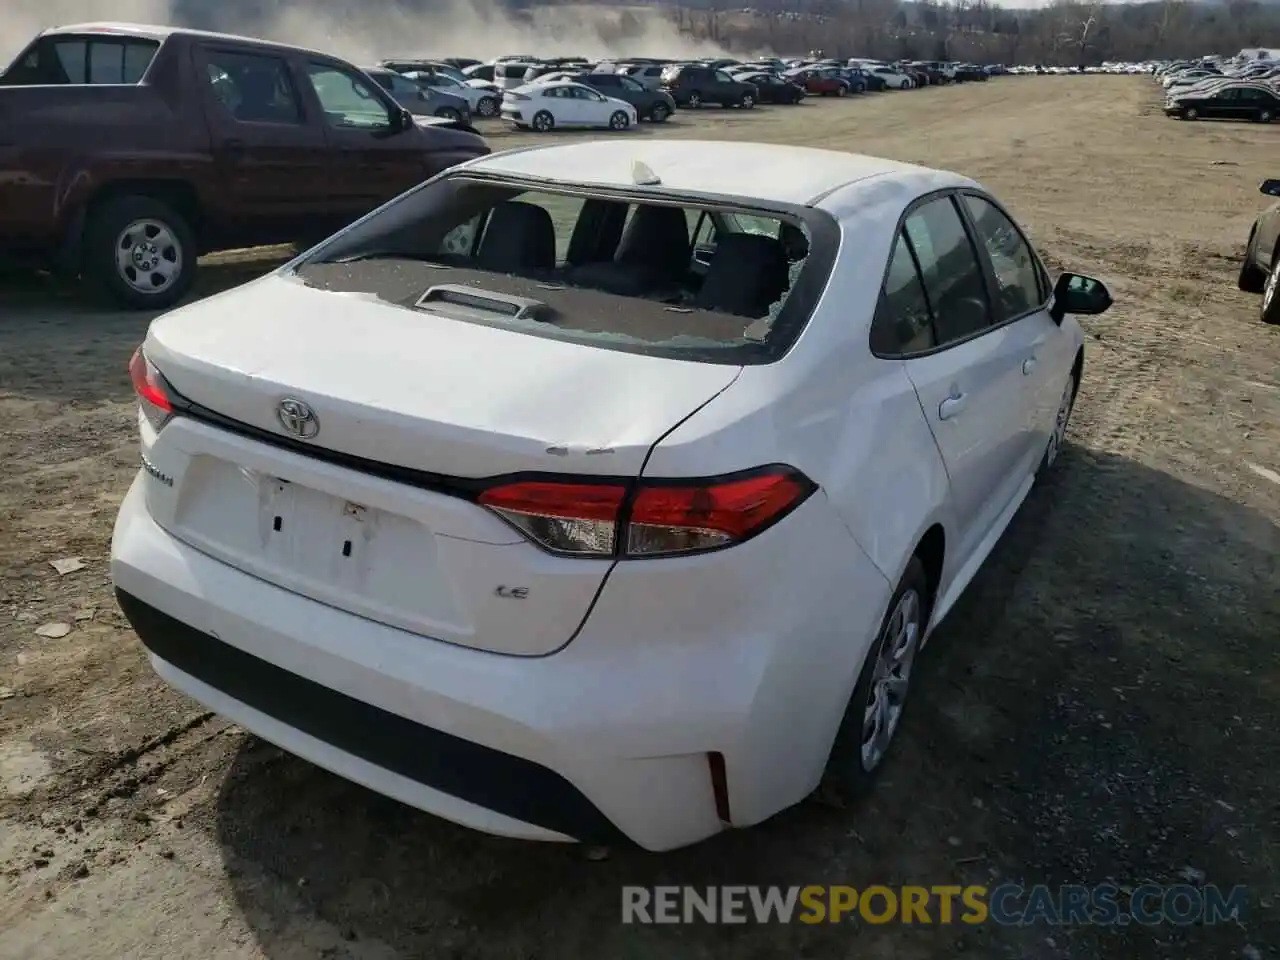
(477, 466), (815, 558)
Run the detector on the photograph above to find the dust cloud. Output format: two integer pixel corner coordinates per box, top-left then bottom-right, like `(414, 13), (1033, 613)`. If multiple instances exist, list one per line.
(0, 0), (738, 68)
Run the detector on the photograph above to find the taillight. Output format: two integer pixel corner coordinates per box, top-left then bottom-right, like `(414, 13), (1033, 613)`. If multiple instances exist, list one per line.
(504, 91), (530, 101)
(128, 346), (173, 431)
(476, 466), (815, 559)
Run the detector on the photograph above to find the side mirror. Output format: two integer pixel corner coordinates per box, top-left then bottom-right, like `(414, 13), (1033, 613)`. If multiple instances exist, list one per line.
(1050, 273), (1112, 323)
(1260, 178), (1280, 197)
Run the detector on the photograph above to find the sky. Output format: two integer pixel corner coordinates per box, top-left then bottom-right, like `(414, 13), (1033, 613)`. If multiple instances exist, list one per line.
(0, 0), (1151, 65)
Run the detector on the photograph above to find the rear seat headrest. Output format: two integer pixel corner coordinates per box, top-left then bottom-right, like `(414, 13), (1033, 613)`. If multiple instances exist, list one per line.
(616, 205), (691, 276)
(695, 232), (791, 317)
(476, 201), (557, 274)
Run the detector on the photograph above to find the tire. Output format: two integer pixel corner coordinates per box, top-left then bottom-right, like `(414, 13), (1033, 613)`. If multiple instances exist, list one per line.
(1038, 369), (1079, 476)
(739, 93), (754, 109)
(821, 557), (930, 801)
(686, 90), (702, 108)
(1259, 109), (1274, 123)
(649, 102), (669, 122)
(84, 194), (196, 311)
(476, 96), (499, 118)
(609, 110), (630, 130)
(1184, 106), (1198, 120)
(531, 110), (554, 132)
(1239, 226), (1266, 293)
(836, 84), (847, 97)
(434, 107), (461, 122)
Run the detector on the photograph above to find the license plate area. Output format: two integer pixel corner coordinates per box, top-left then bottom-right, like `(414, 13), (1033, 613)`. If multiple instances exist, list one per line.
(259, 477), (379, 586)
(171, 458), (467, 633)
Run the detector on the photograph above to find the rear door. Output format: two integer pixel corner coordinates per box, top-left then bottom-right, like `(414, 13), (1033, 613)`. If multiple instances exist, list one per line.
(192, 45), (330, 247)
(300, 59), (426, 221)
(895, 194), (1032, 566)
(713, 69), (738, 101)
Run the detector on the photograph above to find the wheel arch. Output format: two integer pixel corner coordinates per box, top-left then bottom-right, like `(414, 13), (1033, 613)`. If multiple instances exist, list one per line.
(71, 179), (206, 270)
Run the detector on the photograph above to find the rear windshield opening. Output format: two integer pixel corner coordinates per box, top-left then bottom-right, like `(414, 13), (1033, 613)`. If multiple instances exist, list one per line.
(295, 177), (833, 364)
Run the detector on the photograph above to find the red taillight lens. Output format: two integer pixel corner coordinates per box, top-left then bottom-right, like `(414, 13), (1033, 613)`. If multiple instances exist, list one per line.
(476, 467), (814, 559)
(627, 469), (812, 556)
(128, 346), (173, 430)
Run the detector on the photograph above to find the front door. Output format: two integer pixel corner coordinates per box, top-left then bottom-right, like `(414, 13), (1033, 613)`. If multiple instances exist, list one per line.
(192, 45), (330, 248)
(898, 194), (1030, 564)
(959, 192), (1072, 471)
(301, 59), (427, 224)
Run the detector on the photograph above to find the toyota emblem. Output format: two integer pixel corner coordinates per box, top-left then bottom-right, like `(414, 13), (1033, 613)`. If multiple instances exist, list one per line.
(276, 398), (319, 439)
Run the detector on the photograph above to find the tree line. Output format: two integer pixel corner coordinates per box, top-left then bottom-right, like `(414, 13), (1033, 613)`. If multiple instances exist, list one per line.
(656, 0), (1280, 65)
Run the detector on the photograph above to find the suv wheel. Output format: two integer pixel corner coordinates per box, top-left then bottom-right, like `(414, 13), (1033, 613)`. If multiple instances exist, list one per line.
(739, 92), (754, 109)
(649, 102), (669, 122)
(686, 90), (702, 108)
(477, 96), (499, 117)
(85, 194), (196, 310)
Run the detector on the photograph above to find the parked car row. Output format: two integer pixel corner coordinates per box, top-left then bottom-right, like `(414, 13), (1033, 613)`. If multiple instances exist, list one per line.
(1156, 55), (1280, 122)
(372, 54), (1007, 133)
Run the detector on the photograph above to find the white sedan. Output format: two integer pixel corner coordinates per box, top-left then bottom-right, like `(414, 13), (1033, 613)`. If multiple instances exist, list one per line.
(403, 69), (502, 118)
(501, 81), (637, 131)
(111, 140), (1112, 852)
(870, 65), (916, 88)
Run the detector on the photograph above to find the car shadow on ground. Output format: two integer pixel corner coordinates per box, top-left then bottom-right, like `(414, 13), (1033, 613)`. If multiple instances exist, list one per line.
(211, 445), (1279, 960)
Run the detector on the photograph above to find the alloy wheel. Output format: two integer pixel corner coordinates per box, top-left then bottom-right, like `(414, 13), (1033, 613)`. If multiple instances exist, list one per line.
(861, 588), (922, 772)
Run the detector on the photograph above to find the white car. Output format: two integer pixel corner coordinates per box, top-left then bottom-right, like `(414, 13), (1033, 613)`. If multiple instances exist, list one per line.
(404, 69), (501, 119)
(501, 81), (637, 131)
(111, 140), (1113, 853)
(870, 65), (915, 89)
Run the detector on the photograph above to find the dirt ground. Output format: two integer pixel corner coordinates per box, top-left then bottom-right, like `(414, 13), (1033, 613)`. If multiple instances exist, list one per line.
(1, 75), (1278, 960)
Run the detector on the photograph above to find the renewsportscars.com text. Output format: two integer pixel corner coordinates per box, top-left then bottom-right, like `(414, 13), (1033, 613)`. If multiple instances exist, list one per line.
(621, 884), (1248, 926)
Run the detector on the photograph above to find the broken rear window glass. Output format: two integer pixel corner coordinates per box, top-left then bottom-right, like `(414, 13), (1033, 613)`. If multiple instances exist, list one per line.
(294, 176), (833, 365)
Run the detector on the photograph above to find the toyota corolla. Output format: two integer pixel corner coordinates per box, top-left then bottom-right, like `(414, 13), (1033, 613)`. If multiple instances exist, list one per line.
(110, 140), (1112, 851)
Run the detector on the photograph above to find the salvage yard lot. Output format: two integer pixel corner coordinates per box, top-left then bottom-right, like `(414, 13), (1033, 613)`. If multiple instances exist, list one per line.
(1, 76), (1278, 960)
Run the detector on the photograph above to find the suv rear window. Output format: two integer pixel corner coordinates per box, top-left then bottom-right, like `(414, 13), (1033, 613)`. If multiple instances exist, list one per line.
(295, 176), (836, 365)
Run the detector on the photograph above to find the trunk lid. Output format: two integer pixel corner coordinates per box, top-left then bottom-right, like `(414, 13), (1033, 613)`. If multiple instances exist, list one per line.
(140, 273), (740, 656)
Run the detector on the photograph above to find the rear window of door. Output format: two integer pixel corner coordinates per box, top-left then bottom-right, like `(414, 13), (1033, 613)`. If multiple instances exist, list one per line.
(871, 232), (936, 356)
(902, 195), (992, 346)
(203, 50), (302, 124)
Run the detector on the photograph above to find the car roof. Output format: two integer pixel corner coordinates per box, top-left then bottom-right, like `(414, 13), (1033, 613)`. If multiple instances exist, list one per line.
(464, 141), (961, 207)
(41, 21), (325, 57)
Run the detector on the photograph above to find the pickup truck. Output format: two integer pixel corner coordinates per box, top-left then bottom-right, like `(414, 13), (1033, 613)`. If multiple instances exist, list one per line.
(0, 23), (490, 309)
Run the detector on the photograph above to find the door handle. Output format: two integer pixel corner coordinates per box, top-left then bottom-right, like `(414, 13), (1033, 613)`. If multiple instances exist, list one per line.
(938, 392), (967, 420)
(1022, 356), (1038, 376)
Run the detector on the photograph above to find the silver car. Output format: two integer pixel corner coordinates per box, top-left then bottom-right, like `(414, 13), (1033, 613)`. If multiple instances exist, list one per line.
(363, 67), (471, 122)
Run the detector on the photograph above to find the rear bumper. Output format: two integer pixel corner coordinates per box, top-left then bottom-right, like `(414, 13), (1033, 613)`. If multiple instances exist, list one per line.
(111, 471), (890, 851)
(117, 588), (625, 845)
